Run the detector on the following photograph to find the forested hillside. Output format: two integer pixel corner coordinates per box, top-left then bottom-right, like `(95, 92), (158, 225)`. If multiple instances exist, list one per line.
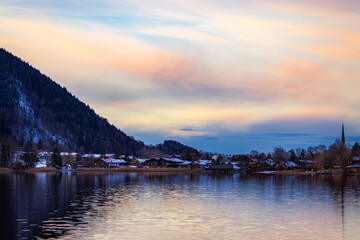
(0, 48), (145, 153)
(0, 48), (198, 155)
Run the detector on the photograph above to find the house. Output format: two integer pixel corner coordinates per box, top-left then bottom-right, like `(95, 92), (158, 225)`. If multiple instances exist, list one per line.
(265, 159), (275, 166)
(351, 156), (360, 165)
(130, 158), (148, 167)
(36, 151), (50, 168)
(197, 159), (212, 167)
(145, 158), (168, 167)
(163, 158), (184, 167)
(94, 159), (106, 168)
(284, 161), (298, 169)
(299, 160), (316, 169)
(347, 157), (360, 173)
(181, 160), (192, 167)
(347, 164), (360, 173)
(105, 158), (127, 168)
(248, 159), (258, 170)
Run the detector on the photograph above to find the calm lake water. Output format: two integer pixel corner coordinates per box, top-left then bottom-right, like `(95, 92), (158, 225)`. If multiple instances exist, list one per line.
(0, 172), (360, 240)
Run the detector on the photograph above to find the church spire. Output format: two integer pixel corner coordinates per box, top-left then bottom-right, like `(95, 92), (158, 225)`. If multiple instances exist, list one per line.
(341, 122), (345, 145)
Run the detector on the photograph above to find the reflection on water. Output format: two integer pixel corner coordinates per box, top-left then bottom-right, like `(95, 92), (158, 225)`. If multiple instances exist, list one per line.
(0, 172), (360, 239)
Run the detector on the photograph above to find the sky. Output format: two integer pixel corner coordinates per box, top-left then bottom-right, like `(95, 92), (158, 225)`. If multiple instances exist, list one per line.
(1, 0), (360, 154)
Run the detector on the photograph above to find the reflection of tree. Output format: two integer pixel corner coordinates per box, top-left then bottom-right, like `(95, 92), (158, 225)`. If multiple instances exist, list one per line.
(319, 175), (360, 238)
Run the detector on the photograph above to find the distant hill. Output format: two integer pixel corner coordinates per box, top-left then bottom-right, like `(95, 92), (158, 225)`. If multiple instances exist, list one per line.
(0, 48), (197, 155)
(155, 140), (197, 155)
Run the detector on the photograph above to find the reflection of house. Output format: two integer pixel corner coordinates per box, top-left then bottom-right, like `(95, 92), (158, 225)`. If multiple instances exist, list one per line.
(207, 164), (234, 171)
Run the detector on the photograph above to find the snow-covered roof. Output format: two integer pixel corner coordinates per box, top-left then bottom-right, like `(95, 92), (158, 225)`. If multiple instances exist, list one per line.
(136, 158), (148, 163)
(35, 162), (47, 168)
(83, 153), (116, 158)
(83, 154), (100, 158)
(347, 164), (360, 168)
(38, 151), (50, 157)
(299, 160), (314, 164)
(105, 159), (126, 163)
(265, 159), (275, 166)
(198, 160), (211, 166)
(163, 158), (183, 163)
(181, 161), (191, 165)
(284, 161), (298, 167)
(60, 152), (77, 156)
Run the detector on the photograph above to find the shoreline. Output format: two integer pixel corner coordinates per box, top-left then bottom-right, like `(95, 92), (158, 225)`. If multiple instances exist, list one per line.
(256, 169), (360, 176)
(2, 167), (359, 175)
(256, 169), (317, 175)
(76, 167), (196, 172)
(10, 167), (206, 173)
(0, 167), (13, 173)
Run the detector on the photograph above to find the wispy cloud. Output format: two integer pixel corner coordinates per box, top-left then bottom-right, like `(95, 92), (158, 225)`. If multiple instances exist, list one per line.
(1, 0), (359, 153)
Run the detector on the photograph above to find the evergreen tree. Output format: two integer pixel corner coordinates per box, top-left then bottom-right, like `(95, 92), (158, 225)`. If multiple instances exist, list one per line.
(75, 152), (82, 165)
(203, 152), (210, 160)
(288, 149), (297, 162)
(124, 151), (130, 164)
(51, 145), (62, 167)
(300, 149), (306, 159)
(133, 150), (138, 159)
(23, 141), (37, 168)
(114, 146), (122, 159)
(37, 140), (43, 150)
(183, 151), (191, 161)
(1, 137), (10, 167)
(351, 142), (360, 156)
(100, 150), (106, 159)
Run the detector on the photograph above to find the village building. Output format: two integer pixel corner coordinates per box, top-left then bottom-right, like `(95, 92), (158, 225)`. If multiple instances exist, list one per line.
(94, 158), (106, 168)
(105, 158), (127, 168)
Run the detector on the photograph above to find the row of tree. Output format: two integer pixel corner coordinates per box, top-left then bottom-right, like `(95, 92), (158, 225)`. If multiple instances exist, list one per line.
(230, 139), (359, 169)
(1, 134), (360, 170)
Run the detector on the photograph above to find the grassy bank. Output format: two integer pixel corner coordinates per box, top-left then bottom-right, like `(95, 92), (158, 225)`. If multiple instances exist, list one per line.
(0, 167), (13, 173)
(25, 167), (57, 172)
(6, 167), (206, 173)
(76, 167), (194, 172)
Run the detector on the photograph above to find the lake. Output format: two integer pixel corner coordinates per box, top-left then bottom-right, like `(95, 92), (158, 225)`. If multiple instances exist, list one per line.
(0, 172), (360, 239)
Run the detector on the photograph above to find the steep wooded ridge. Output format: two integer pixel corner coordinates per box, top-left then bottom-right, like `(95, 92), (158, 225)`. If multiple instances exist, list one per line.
(0, 48), (197, 154)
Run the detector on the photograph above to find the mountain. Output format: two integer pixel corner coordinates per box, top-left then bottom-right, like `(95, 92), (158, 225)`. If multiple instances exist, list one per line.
(0, 48), (148, 153)
(0, 48), (197, 155)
